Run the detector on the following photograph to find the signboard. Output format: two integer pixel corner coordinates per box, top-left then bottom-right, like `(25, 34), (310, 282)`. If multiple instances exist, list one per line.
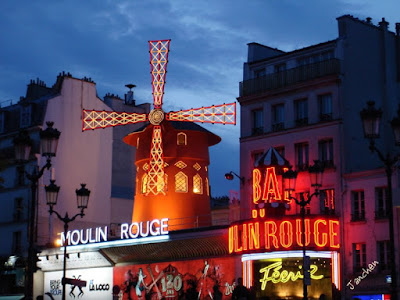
(60, 218), (169, 246)
(229, 215), (340, 254)
(44, 267), (113, 299)
(113, 257), (236, 300)
(253, 257), (333, 299)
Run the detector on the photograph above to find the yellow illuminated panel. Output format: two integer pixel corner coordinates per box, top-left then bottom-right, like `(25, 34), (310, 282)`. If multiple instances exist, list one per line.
(193, 174), (203, 194)
(175, 172), (188, 193)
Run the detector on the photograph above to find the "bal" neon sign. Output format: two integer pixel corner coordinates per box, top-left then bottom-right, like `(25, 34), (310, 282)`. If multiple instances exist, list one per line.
(253, 167), (290, 204)
(259, 261), (324, 290)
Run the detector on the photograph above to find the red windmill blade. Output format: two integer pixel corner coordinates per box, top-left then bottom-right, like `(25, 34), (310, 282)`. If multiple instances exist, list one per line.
(82, 39), (236, 197)
(82, 109), (147, 130)
(145, 40), (171, 195)
(166, 102), (236, 125)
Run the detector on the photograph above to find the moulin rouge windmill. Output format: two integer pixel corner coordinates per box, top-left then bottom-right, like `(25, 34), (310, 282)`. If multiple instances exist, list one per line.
(82, 40), (236, 230)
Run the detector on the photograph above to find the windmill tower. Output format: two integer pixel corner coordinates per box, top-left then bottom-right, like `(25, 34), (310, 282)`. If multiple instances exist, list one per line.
(82, 40), (236, 230)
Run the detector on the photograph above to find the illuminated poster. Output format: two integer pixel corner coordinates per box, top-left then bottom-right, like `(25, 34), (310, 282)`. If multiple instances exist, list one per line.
(44, 267), (113, 299)
(113, 257), (236, 300)
(252, 257), (334, 300)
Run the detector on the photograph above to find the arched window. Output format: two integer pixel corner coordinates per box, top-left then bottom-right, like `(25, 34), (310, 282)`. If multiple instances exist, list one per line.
(157, 174), (168, 193)
(193, 174), (203, 194)
(137, 137), (140, 149)
(205, 177), (209, 196)
(175, 171), (188, 193)
(177, 132), (187, 145)
(141, 174), (148, 194)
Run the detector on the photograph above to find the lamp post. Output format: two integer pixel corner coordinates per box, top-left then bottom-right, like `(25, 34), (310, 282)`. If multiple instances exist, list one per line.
(13, 122), (60, 300)
(360, 101), (400, 300)
(283, 161), (324, 300)
(45, 181), (90, 300)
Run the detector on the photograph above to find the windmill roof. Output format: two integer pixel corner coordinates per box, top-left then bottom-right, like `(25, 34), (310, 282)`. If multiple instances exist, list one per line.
(124, 120), (222, 147)
(133, 120), (219, 134)
(254, 147), (289, 168)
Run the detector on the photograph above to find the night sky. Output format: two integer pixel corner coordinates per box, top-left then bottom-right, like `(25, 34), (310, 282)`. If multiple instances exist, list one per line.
(0, 0), (399, 196)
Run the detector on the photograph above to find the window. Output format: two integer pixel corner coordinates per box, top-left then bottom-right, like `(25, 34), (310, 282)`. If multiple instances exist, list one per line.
(318, 94), (332, 121)
(252, 109), (263, 135)
(175, 172), (188, 193)
(252, 151), (264, 167)
(295, 142), (309, 171)
(297, 51), (334, 66)
(351, 190), (365, 221)
(320, 189), (335, 215)
(375, 187), (388, 219)
(177, 132), (187, 145)
(274, 63), (286, 73)
(14, 198), (23, 221)
(254, 68), (266, 78)
(193, 174), (203, 194)
(294, 99), (308, 126)
(16, 165), (25, 186)
(12, 231), (22, 254)
(141, 174), (148, 194)
(275, 146), (285, 159)
(157, 174), (167, 193)
(297, 56), (313, 66)
(321, 51), (334, 61)
(377, 240), (390, 271)
(205, 177), (209, 196)
(353, 243), (367, 273)
(20, 105), (32, 128)
(272, 104), (284, 131)
(318, 139), (334, 168)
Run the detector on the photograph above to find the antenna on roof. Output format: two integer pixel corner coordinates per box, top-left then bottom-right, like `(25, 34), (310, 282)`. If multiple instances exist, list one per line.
(125, 84), (136, 105)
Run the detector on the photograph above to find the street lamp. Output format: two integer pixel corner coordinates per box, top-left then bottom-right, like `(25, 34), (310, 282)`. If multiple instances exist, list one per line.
(13, 121), (60, 300)
(283, 161), (324, 300)
(45, 181), (90, 300)
(224, 171), (244, 184)
(360, 101), (400, 300)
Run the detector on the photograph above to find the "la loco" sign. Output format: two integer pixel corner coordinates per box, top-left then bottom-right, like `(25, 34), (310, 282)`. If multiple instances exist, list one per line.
(229, 216), (339, 254)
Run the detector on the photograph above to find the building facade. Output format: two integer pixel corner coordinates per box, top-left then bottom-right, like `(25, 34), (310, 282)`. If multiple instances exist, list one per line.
(238, 15), (400, 299)
(0, 73), (149, 296)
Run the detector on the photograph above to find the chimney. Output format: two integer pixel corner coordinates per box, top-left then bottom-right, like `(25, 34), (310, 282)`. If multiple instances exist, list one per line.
(366, 17), (372, 24)
(379, 17), (389, 30)
(125, 84), (136, 105)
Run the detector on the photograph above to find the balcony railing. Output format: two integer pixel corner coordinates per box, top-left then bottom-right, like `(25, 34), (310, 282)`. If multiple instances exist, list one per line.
(240, 59), (340, 97)
(375, 210), (389, 219)
(272, 122), (284, 132)
(351, 212), (366, 222)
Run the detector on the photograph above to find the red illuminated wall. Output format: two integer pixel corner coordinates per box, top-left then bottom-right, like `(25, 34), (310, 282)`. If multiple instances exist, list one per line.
(124, 121), (221, 231)
(113, 257), (236, 300)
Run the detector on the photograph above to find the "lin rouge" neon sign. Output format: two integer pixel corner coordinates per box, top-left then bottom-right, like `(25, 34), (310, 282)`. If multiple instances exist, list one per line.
(228, 216), (340, 254)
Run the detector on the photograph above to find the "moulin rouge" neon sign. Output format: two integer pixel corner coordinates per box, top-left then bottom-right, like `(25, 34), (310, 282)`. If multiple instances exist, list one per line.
(60, 218), (169, 246)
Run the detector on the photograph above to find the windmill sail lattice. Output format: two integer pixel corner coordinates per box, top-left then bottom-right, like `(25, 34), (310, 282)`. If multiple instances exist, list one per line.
(82, 39), (236, 196)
